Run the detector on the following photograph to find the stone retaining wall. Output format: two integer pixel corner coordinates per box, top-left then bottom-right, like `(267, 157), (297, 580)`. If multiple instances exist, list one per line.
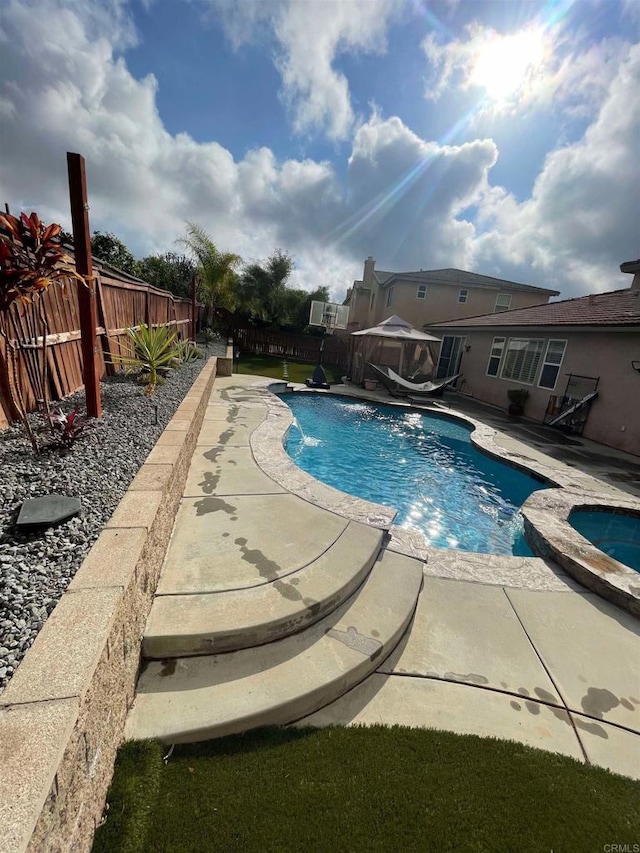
(0, 357), (219, 853)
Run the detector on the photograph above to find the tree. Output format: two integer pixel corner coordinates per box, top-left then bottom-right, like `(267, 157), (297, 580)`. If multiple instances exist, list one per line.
(178, 223), (242, 329)
(278, 285), (330, 332)
(90, 231), (138, 275)
(238, 249), (294, 325)
(136, 253), (197, 299)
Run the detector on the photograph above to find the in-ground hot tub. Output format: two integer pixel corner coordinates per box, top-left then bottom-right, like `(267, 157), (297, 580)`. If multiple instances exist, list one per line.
(522, 493), (640, 616)
(570, 509), (640, 573)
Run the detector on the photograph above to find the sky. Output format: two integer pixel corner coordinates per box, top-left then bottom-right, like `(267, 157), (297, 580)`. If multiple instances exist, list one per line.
(0, 0), (638, 303)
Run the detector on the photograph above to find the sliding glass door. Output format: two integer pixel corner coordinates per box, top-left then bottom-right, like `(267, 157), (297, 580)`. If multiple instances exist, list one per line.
(436, 335), (466, 379)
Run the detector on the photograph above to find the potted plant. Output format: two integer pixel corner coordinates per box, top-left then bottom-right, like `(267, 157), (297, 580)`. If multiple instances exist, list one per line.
(507, 387), (529, 417)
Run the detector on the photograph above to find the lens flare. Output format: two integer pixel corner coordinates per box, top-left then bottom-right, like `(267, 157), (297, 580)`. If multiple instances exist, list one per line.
(471, 28), (546, 102)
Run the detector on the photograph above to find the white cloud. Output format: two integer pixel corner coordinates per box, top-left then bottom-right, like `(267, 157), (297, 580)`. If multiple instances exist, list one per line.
(0, 0), (499, 298)
(472, 42), (640, 295)
(274, 0), (397, 140)
(423, 19), (630, 122)
(621, 0), (640, 24)
(208, 0), (400, 140)
(338, 113), (496, 269)
(0, 0), (637, 305)
(199, 0), (279, 51)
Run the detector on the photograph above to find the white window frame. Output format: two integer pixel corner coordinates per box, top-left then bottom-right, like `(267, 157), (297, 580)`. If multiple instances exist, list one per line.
(495, 293), (512, 312)
(458, 288), (469, 304)
(417, 284), (427, 300)
(538, 339), (567, 390)
(486, 336), (506, 377)
(500, 338), (545, 385)
(386, 286), (394, 308)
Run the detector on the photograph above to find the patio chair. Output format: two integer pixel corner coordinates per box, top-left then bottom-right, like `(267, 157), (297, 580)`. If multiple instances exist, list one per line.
(368, 364), (461, 398)
(547, 391), (598, 427)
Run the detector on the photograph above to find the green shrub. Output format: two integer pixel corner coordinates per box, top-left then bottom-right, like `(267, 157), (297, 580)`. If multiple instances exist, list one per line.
(175, 340), (202, 363)
(114, 324), (183, 394)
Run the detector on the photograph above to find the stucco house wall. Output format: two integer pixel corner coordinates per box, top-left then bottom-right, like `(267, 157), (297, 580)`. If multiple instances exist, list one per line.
(435, 327), (640, 456)
(347, 279), (373, 330)
(381, 282), (548, 328)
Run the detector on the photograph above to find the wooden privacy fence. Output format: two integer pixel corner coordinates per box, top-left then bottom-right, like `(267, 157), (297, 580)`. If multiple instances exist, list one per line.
(0, 260), (199, 429)
(235, 326), (349, 368)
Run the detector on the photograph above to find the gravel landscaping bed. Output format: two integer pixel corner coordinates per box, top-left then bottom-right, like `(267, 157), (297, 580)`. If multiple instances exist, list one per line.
(0, 341), (226, 693)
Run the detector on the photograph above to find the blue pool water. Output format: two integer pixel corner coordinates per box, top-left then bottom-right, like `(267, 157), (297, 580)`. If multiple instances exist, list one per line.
(280, 394), (546, 555)
(570, 511), (640, 572)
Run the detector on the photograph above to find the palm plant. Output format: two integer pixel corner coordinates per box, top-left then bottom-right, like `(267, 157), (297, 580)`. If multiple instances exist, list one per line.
(113, 324), (184, 394)
(0, 212), (85, 452)
(177, 223), (242, 329)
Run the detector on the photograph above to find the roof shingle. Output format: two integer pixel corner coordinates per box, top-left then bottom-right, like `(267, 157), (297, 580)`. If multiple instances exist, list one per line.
(372, 267), (559, 295)
(431, 288), (640, 329)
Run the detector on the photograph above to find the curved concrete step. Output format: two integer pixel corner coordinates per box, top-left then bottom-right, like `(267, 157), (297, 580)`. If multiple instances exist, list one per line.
(143, 522), (384, 658)
(125, 550), (424, 744)
(157, 493), (349, 595)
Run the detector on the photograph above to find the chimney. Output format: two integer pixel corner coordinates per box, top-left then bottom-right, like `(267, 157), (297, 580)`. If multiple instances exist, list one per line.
(363, 256), (375, 288)
(620, 258), (640, 290)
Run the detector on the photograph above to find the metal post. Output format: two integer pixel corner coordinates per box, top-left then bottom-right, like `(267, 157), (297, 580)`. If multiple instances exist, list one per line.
(67, 152), (102, 418)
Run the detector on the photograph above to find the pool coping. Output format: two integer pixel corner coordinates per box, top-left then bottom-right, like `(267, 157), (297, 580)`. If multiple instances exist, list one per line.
(522, 492), (640, 617)
(251, 385), (640, 614)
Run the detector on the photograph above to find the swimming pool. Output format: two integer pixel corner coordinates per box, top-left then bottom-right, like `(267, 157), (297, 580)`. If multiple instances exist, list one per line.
(570, 511), (640, 572)
(280, 394), (546, 556)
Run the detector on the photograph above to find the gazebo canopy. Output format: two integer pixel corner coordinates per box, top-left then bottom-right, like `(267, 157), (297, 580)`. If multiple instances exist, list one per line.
(349, 316), (441, 384)
(351, 315), (441, 342)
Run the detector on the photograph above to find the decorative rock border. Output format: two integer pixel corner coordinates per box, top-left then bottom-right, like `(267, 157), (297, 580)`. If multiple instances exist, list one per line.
(0, 357), (221, 853)
(522, 490), (640, 616)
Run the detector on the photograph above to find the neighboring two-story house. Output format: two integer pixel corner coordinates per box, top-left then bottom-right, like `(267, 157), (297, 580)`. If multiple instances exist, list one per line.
(344, 257), (559, 334)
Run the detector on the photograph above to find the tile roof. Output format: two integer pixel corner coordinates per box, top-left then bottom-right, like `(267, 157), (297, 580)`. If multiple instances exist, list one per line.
(372, 267), (559, 295)
(431, 288), (640, 329)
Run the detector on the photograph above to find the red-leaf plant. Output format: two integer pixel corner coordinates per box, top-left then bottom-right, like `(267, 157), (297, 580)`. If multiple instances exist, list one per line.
(0, 212), (86, 452)
(47, 407), (94, 448)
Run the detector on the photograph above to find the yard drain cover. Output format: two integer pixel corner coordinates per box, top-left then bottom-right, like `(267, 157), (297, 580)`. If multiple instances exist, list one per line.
(16, 495), (81, 528)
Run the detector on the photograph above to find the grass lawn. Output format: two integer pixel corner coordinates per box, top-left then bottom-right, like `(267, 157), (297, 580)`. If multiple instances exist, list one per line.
(234, 353), (343, 384)
(93, 726), (640, 853)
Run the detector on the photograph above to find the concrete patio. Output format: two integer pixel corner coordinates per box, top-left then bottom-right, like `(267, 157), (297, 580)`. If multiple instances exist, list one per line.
(125, 375), (640, 780)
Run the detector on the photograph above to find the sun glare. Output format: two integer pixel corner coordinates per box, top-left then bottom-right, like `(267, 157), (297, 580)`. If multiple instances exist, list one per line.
(471, 29), (546, 102)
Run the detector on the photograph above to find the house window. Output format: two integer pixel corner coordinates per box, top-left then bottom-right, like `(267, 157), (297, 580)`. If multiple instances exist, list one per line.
(458, 288), (469, 303)
(417, 284), (427, 299)
(370, 292), (375, 310)
(486, 337), (506, 377)
(495, 293), (512, 312)
(501, 338), (545, 384)
(386, 286), (394, 308)
(538, 340), (567, 389)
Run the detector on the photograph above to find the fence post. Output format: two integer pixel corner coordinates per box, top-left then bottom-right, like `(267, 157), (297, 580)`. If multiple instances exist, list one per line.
(67, 152), (102, 418)
(191, 275), (197, 341)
